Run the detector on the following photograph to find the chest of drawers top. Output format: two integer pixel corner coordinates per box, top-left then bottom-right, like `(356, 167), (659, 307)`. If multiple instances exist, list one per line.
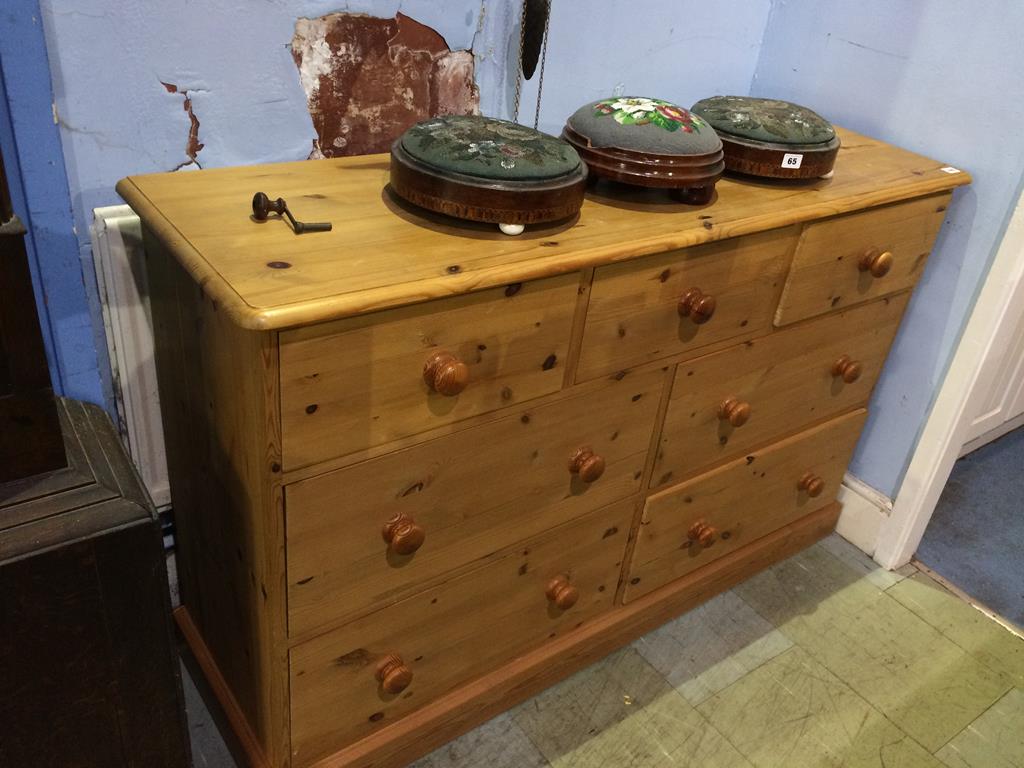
(116, 127), (968, 332)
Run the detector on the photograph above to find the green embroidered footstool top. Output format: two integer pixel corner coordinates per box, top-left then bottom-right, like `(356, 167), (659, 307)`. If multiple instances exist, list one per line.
(566, 97), (722, 155)
(691, 96), (835, 145)
(400, 115), (581, 181)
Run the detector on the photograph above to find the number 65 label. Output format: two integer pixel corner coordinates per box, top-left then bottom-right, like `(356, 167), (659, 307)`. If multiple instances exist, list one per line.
(781, 153), (804, 169)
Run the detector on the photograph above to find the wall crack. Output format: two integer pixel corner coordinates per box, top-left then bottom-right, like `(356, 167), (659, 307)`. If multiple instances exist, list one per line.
(161, 81), (205, 170)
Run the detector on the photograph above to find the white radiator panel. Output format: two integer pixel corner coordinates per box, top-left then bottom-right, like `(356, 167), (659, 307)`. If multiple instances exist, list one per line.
(91, 205), (170, 509)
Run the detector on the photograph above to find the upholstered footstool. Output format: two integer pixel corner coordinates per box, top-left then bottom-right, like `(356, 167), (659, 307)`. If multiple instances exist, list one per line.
(389, 115), (587, 235)
(691, 95), (840, 179)
(562, 97), (724, 204)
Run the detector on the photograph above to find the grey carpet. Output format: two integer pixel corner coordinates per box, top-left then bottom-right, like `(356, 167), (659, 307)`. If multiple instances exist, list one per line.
(916, 425), (1024, 626)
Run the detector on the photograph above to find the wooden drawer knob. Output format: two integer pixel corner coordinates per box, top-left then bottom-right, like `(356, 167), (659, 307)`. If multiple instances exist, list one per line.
(687, 521), (717, 548)
(858, 249), (894, 278)
(381, 513), (425, 555)
(423, 351), (469, 396)
(718, 396), (752, 427)
(798, 471), (825, 498)
(545, 576), (579, 610)
(375, 654), (413, 694)
(831, 355), (863, 383)
(569, 447), (605, 483)
(678, 288), (716, 324)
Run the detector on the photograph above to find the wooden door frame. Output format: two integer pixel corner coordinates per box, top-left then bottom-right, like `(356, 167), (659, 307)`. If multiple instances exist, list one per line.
(873, 182), (1024, 569)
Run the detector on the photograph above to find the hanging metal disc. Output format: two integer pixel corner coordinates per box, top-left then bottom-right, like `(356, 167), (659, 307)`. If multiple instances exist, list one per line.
(521, 0), (550, 80)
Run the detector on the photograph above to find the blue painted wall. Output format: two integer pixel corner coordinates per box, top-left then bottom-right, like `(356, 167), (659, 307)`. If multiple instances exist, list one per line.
(751, 1), (1024, 497)
(14, 1), (1019, 498)
(21, 0), (769, 414)
(0, 0), (108, 406)
(514, 0), (772, 134)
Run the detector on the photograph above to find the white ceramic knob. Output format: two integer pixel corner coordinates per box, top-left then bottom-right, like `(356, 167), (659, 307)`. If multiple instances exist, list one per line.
(499, 222), (525, 236)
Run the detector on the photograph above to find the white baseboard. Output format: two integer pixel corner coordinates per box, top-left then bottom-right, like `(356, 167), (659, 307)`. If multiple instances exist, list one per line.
(835, 473), (892, 556)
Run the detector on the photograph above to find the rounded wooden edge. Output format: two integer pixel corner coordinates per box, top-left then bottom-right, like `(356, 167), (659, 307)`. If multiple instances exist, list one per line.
(119, 129), (970, 332)
(172, 607), (271, 768)
(563, 125), (724, 167)
(381, 513), (427, 555)
(858, 249), (894, 278)
(545, 575), (580, 610)
(718, 396), (751, 427)
(375, 654), (414, 694)
(568, 446), (606, 483)
(798, 471), (826, 497)
(718, 133), (840, 179)
(389, 141), (587, 225)
(562, 129), (725, 189)
(423, 350), (470, 396)
(678, 287), (716, 324)
(831, 355), (863, 383)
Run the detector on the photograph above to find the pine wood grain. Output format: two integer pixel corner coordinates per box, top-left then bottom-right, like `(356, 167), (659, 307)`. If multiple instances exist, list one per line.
(625, 409), (866, 603)
(308, 503), (841, 768)
(126, 125), (969, 768)
(654, 292), (910, 487)
(144, 232), (289, 765)
(116, 128), (969, 330)
(576, 227), (794, 381)
(279, 274), (577, 469)
(775, 192), (952, 325)
(285, 369), (664, 639)
(175, 606), (270, 768)
(288, 499), (633, 766)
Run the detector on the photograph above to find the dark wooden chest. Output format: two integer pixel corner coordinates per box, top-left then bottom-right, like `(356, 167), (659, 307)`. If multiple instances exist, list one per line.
(0, 398), (190, 768)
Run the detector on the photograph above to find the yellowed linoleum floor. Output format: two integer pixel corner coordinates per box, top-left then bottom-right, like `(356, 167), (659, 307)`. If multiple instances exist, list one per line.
(409, 534), (1024, 768)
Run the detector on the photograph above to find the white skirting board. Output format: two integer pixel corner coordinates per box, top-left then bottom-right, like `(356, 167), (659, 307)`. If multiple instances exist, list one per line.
(835, 473), (892, 556)
(90, 205), (170, 510)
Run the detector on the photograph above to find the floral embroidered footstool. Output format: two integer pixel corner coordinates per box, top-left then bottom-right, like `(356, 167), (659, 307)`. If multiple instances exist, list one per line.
(561, 97), (724, 205)
(390, 115), (587, 235)
(691, 96), (840, 179)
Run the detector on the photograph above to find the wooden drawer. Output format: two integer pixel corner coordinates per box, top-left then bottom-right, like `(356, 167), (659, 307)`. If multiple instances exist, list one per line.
(285, 368), (663, 638)
(288, 499), (632, 766)
(625, 409), (866, 603)
(279, 274), (579, 469)
(576, 227), (794, 381)
(775, 193), (950, 326)
(654, 293), (909, 488)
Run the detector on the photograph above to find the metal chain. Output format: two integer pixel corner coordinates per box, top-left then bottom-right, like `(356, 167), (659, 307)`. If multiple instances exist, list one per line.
(532, 1), (551, 130)
(511, 0), (552, 127)
(511, 0), (528, 123)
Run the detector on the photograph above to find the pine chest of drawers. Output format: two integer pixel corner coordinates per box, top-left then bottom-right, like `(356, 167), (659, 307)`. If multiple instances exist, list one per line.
(118, 128), (969, 768)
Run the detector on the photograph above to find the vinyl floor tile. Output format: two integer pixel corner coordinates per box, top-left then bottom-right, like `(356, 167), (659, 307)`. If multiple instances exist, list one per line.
(409, 712), (548, 768)
(889, 572), (1024, 688)
(936, 687), (1024, 768)
(633, 589), (792, 705)
(818, 533), (915, 591)
(698, 646), (941, 767)
(176, 538), (1024, 768)
(737, 546), (1012, 751)
(512, 647), (751, 768)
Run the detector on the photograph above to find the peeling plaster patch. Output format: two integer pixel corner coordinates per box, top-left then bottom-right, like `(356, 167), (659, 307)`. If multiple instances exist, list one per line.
(432, 51), (478, 115)
(161, 81), (205, 169)
(291, 12), (480, 157)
